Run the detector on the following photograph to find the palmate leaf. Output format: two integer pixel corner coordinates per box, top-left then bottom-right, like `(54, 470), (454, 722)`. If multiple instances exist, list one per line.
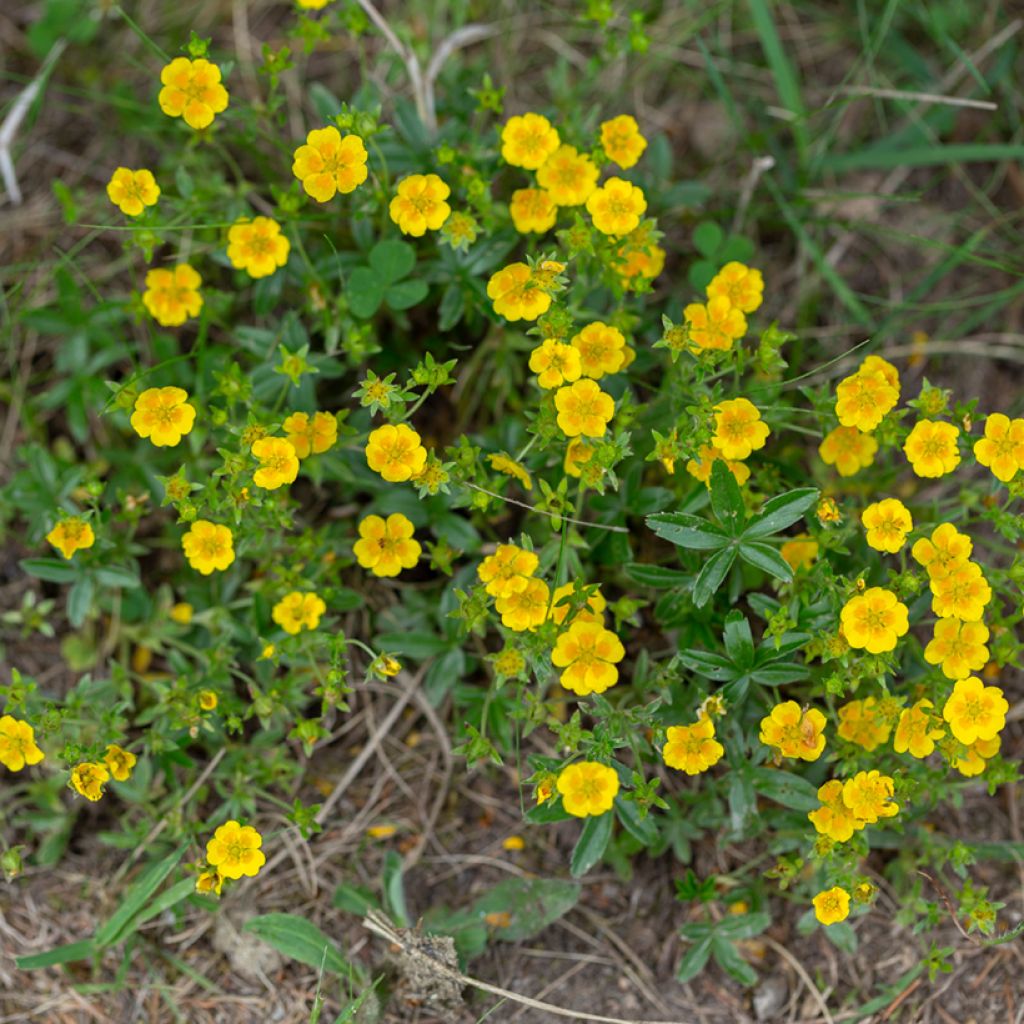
(708, 459), (746, 534)
(743, 487), (819, 539)
(738, 539), (793, 582)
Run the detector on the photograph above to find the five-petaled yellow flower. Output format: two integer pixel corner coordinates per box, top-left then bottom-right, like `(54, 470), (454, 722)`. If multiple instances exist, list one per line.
(834, 369), (898, 432)
(893, 700), (945, 759)
(808, 780), (861, 842)
(158, 57), (229, 130)
(353, 513), (421, 577)
(529, 339), (581, 389)
(818, 426), (878, 477)
(143, 265), (203, 327)
(489, 453), (532, 490)
(712, 398), (770, 460)
(861, 498), (912, 553)
(103, 744), (137, 782)
(973, 412), (1024, 483)
(706, 262), (764, 313)
(487, 262), (552, 322)
(198, 690), (219, 711)
(227, 217), (290, 278)
(840, 587), (908, 653)
(292, 126), (368, 202)
(942, 676), (1007, 745)
(71, 761), (109, 802)
(47, 516), (95, 559)
(272, 591), (327, 635)
(684, 296), (746, 352)
(130, 386), (196, 447)
(837, 697), (891, 752)
(0, 716), (44, 772)
(930, 561), (990, 622)
(196, 870), (224, 896)
(389, 174), (451, 236)
(365, 423), (427, 482)
(780, 535), (818, 571)
(251, 437), (300, 490)
(911, 523), (972, 579)
(182, 520), (235, 575)
(283, 411), (337, 459)
(842, 770), (899, 823)
(662, 717), (724, 775)
(106, 167), (160, 216)
(571, 322), (626, 379)
(509, 188), (557, 234)
(494, 577), (550, 632)
(478, 544), (539, 599)
(586, 177), (647, 236)
(759, 701), (827, 761)
(903, 420), (960, 478)
(599, 114), (647, 169)
(500, 113), (560, 169)
(536, 145), (598, 206)
(205, 820), (266, 880)
(554, 379), (615, 438)
(551, 620), (624, 696)
(556, 761), (619, 817)
(813, 887), (850, 926)
(924, 617), (989, 680)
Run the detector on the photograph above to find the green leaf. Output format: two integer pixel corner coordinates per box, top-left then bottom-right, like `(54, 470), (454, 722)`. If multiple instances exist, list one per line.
(94, 565), (141, 589)
(646, 512), (729, 551)
(385, 278), (429, 311)
(374, 631), (452, 659)
(16, 939), (95, 970)
(820, 143), (1024, 175)
(524, 800), (573, 825)
(711, 934), (759, 986)
(716, 911), (771, 941)
(369, 239), (416, 283)
(737, 541), (792, 582)
(692, 547), (736, 608)
(624, 563), (692, 589)
(722, 611), (754, 671)
(676, 935), (713, 983)
(692, 221), (723, 258)
(347, 268), (384, 319)
(128, 877), (196, 931)
(677, 649), (737, 681)
(243, 914), (363, 979)
(616, 798), (659, 846)
(570, 812), (613, 878)
(333, 883), (380, 915)
(308, 82), (343, 124)
(744, 488), (819, 539)
(67, 576), (94, 628)
(472, 879), (581, 941)
(728, 763), (756, 835)
(752, 767), (819, 811)
(382, 850), (408, 926)
(708, 460), (745, 534)
(21, 557), (77, 583)
(94, 844), (186, 947)
(824, 920), (858, 953)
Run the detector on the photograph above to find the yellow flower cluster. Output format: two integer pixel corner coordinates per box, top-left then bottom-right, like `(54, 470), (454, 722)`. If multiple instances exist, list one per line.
(808, 771), (899, 843)
(684, 262), (763, 353)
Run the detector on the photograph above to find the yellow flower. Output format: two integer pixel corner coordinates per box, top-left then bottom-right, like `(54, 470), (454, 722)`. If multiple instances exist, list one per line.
(818, 426), (878, 477)
(813, 887), (850, 926)
(842, 770), (899, 823)
(911, 523), (972, 580)
(903, 420), (961, 478)
(549, 581), (606, 626)
(711, 398), (770, 460)
(106, 167), (160, 216)
(205, 820), (266, 880)
(272, 591), (327, 635)
(529, 339), (581, 389)
(181, 520), (235, 575)
(0, 716), (44, 772)
(283, 411), (337, 459)
(198, 690), (218, 711)
(487, 262), (551, 322)
(46, 516), (95, 560)
(563, 438), (596, 479)
(158, 57), (228, 130)
(535, 777), (556, 804)
(260, 643), (276, 661)
(942, 676), (1007, 745)
(924, 617), (989, 680)
(365, 423), (427, 482)
(808, 780), (862, 842)
(571, 322), (626, 379)
(227, 217), (290, 278)
(586, 177), (647, 236)
(662, 718), (724, 775)
(834, 370), (899, 432)
(973, 413), (1024, 483)
(196, 870), (224, 896)
(488, 453), (532, 490)
(780, 534), (818, 571)
(816, 497), (841, 524)
(554, 379), (615, 438)
(251, 437), (299, 490)
(71, 761), (109, 802)
(599, 114), (647, 169)
(556, 761), (619, 817)
(366, 824), (397, 839)
(893, 700), (945, 758)
(509, 188), (557, 233)
(143, 265), (202, 326)
(840, 587), (908, 654)
(130, 386), (196, 447)
(478, 544), (539, 599)
(500, 112), (560, 169)
(930, 561), (991, 622)
(502, 835), (526, 851)
(952, 735), (1001, 777)
(291, 126), (368, 202)
(861, 354), (900, 392)
(613, 227), (666, 287)
(103, 744), (136, 782)
(706, 262), (764, 314)
(861, 498), (912, 553)
(373, 654), (401, 677)
(837, 697), (891, 752)
(389, 173), (451, 236)
(759, 701), (827, 761)
(536, 145), (598, 206)
(353, 513), (421, 577)
(685, 445), (751, 487)
(684, 296), (747, 352)
(494, 577), (550, 632)
(170, 602), (194, 625)
(551, 620), (625, 696)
